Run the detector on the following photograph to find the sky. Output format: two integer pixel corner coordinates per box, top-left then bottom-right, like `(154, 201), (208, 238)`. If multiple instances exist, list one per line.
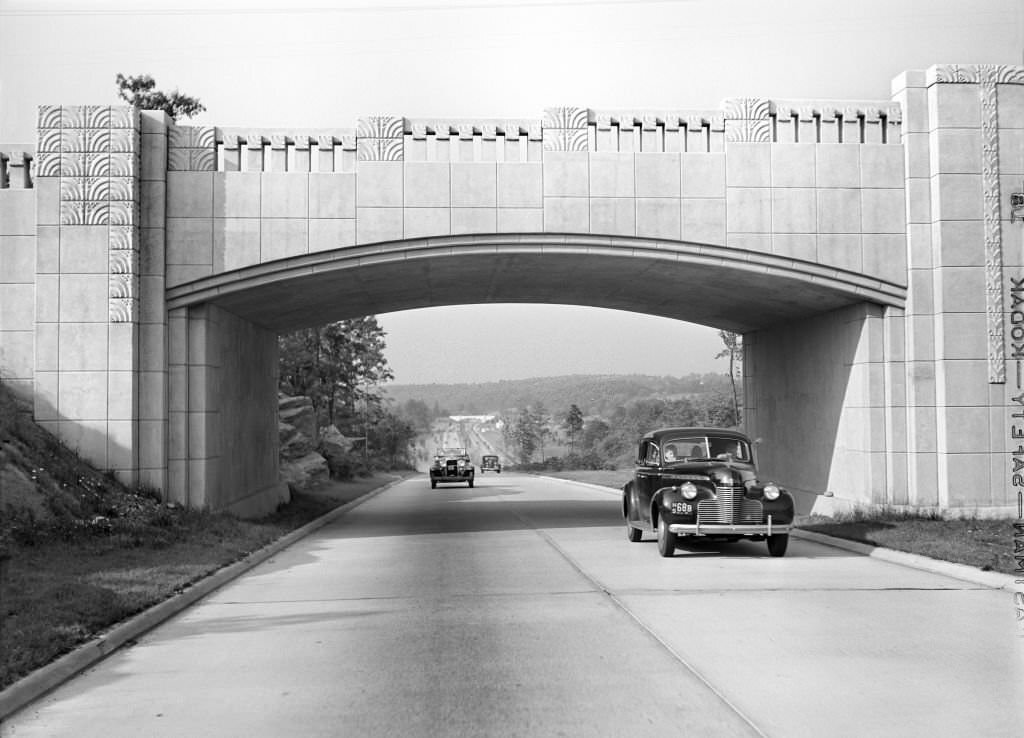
(1, 0), (1022, 383)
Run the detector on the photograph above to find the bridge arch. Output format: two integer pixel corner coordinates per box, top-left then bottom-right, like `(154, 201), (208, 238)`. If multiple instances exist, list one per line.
(165, 233), (905, 332)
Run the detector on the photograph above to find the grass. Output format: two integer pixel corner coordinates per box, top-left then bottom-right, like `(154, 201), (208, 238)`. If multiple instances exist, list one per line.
(0, 476), (404, 692)
(542, 469), (1020, 577)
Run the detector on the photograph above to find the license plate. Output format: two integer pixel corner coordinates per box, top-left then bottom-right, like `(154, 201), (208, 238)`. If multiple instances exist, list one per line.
(671, 502), (692, 514)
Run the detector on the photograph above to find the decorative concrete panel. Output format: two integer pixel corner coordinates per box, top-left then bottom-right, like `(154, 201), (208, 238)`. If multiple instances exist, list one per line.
(723, 98), (771, 143)
(542, 107), (588, 152)
(356, 116), (404, 161)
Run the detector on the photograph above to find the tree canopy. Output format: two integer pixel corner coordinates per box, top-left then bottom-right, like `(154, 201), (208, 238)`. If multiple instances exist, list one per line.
(115, 74), (205, 121)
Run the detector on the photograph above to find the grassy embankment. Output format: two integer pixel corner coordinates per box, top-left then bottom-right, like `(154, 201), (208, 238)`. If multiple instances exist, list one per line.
(0, 380), (411, 691)
(542, 469), (1019, 576)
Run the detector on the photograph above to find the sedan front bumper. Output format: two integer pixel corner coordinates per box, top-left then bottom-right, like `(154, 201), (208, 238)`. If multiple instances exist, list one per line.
(669, 519), (791, 536)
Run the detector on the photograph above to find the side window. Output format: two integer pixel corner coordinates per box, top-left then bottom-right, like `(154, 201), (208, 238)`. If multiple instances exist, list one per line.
(643, 441), (660, 465)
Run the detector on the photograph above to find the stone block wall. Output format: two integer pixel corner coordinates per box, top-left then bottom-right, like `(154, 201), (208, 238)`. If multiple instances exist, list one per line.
(0, 151), (35, 401)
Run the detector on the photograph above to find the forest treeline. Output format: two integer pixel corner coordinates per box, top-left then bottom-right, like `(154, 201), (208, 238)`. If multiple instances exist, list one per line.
(383, 373), (736, 418)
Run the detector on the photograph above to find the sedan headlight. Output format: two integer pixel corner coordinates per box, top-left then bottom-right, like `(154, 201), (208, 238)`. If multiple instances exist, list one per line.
(763, 483), (780, 500)
(679, 482), (698, 500)
(457, 459), (467, 468)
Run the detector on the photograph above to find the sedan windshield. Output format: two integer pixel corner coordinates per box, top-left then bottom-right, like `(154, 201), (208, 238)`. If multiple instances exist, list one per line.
(662, 436), (751, 463)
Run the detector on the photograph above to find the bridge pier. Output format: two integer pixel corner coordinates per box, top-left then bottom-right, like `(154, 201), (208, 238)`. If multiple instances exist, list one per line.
(166, 303), (286, 515)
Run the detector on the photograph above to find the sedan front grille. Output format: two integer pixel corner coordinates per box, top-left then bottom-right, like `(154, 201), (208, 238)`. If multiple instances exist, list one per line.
(697, 484), (763, 524)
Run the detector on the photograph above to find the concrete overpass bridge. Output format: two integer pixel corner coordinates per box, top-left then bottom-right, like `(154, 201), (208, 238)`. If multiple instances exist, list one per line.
(1, 64), (1021, 516)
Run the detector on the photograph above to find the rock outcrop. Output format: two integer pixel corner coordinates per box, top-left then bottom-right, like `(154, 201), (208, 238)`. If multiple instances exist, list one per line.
(278, 394), (328, 490)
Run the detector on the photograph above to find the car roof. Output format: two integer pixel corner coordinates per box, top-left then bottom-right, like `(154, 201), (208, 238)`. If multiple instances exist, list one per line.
(640, 427), (752, 443)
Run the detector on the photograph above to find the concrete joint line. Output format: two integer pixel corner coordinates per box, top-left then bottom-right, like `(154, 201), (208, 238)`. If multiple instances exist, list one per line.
(503, 495), (766, 738)
(0, 477), (404, 722)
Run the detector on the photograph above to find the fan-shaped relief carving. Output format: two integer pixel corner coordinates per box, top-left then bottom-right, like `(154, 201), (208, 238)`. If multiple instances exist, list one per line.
(107, 201), (136, 226)
(59, 154), (87, 177)
(34, 152), (61, 177)
(38, 129), (63, 154)
(108, 273), (136, 299)
(481, 124), (498, 141)
(108, 106), (137, 129)
(109, 250), (138, 275)
(245, 133), (264, 150)
(270, 135), (287, 150)
(378, 138), (404, 161)
(60, 130), (87, 153)
(356, 116), (404, 139)
(83, 106), (111, 128)
(99, 153), (136, 177)
(109, 226), (136, 251)
(723, 97), (770, 120)
(38, 106), (63, 130)
(107, 130), (136, 154)
(527, 123), (543, 141)
(167, 149), (191, 171)
(103, 177), (135, 201)
(187, 149), (215, 171)
(59, 201), (86, 225)
(60, 106), (90, 128)
(457, 124), (475, 140)
(109, 297), (137, 323)
(59, 177), (87, 201)
(316, 135), (335, 151)
(932, 63), (1024, 85)
(410, 123), (430, 140)
(542, 107), (588, 129)
(725, 120), (772, 143)
(169, 125), (215, 149)
(84, 201), (110, 225)
(293, 136), (311, 151)
(542, 128), (589, 151)
(339, 134), (357, 151)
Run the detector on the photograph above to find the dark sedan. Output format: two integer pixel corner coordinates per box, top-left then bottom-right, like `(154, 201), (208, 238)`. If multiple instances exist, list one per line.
(622, 427), (794, 557)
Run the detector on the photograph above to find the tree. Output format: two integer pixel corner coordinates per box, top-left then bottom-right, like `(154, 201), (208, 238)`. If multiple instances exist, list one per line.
(115, 73), (205, 121)
(716, 330), (743, 426)
(278, 317), (394, 434)
(562, 404), (584, 454)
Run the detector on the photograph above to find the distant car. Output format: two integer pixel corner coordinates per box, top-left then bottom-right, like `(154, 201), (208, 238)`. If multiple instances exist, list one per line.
(622, 427), (794, 557)
(480, 455), (502, 474)
(430, 448), (475, 488)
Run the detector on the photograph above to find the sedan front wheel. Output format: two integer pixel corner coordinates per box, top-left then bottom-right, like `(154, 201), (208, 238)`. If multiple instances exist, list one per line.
(656, 516), (676, 558)
(767, 533), (789, 557)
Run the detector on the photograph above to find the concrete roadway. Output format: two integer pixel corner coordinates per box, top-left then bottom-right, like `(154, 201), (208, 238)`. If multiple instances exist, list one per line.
(4, 475), (1022, 737)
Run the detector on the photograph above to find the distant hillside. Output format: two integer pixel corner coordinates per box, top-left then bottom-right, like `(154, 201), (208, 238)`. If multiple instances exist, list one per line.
(382, 373), (735, 418)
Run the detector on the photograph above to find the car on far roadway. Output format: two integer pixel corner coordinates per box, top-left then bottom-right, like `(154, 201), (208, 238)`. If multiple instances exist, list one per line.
(480, 455), (502, 474)
(622, 427), (794, 558)
(430, 448), (475, 488)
